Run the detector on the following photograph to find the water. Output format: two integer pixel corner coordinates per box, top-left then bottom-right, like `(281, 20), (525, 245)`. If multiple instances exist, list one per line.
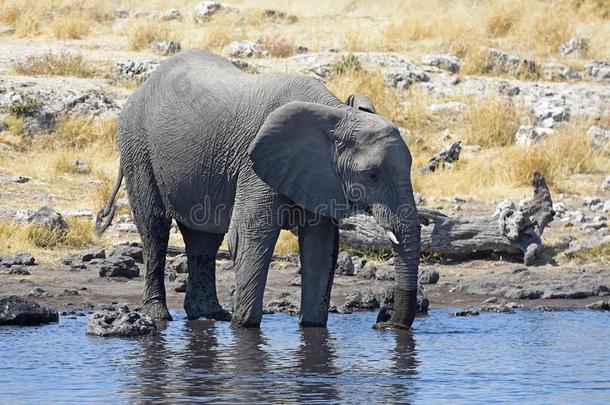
(1, 308), (609, 404)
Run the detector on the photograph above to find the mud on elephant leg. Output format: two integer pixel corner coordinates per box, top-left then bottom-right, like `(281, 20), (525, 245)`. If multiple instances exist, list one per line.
(298, 215), (339, 327)
(179, 226), (231, 321)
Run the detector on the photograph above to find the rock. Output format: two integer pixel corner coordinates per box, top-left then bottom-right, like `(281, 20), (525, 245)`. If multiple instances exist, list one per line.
(515, 126), (555, 146)
(86, 306), (157, 337)
(357, 263), (377, 279)
(502, 287), (543, 300)
(564, 235), (610, 258)
(450, 309), (480, 317)
(486, 48), (536, 77)
(0, 175), (29, 184)
(421, 53), (462, 73)
(0, 142), (14, 151)
(0, 252), (36, 267)
(420, 268), (440, 284)
(193, 1), (224, 22)
(376, 286), (429, 319)
(0, 296), (59, 325)
(169, 255), (188, 273)
(224, 40), (263, 58)
(73, 159), (91, 174)
(148, 40), (181, 56)
(114, 60), (159, 81)
(533, 101), (570, 128)
(0, 24), (15, 35)
(426, 101), (467, 116)
(335, 252), (355, 276)
(161, 8), (181, 20)
(29, 206), (68, 231)
(375, 265), (395, 281)
(110, 244), (144, 263)
(585, 61), (610, 82)
(586, 300), (610, 311)
(27, 287), (50, 298)
(343, 289), (379, 311)
(114, 10), (129, 18)
(353, 53), (428, 88)
(263, 294), (299, 315)
(98, 256), (140, 278)
(289, 276), (301, 286)
(586, 126), (610, 150)
(558, 37), (588, 57)
(480, 304), (514, 313)
(2, 265), (30, 275)
(542, 62), (581, 81)
(173, 275), (187, 292)
(351, 256), (367, 274)
(80, 248), (106, 262)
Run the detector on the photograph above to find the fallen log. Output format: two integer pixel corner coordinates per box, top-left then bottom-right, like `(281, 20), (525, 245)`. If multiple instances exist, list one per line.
(414, 141), (461, 174)
(339, 172), (554, 265)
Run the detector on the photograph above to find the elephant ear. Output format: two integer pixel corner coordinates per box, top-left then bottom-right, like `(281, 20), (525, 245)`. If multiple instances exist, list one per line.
(346, 93), (377, 114)
(248, 101), (350, 219)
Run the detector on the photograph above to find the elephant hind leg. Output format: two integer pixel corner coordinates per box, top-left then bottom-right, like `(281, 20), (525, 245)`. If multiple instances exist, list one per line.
(126, 178), (173, 321)
(179, 225), (231, 321)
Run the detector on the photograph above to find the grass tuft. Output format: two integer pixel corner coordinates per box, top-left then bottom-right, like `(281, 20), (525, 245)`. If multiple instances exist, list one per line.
(0, 218), (98, 251)
(51, 13), (91, 39)
(274, 230), (299, 255)
(14, 52), (97, 77)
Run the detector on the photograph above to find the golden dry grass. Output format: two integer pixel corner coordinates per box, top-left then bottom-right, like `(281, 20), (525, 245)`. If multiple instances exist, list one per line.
(274, 230), (299, 255)
(14, 52), (98, 77)
(260, 35), (296, 57)
(0, 218), (99, 252)
(51, 13), (91, 39)
(125, 20), (172, 51)
(569, 242), (610, 263)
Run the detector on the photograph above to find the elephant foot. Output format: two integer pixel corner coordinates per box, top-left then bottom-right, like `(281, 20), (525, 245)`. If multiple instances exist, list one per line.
(142, 300), (173, 321)
(373, 321), (411, 331)
(185, 299), (232, 321)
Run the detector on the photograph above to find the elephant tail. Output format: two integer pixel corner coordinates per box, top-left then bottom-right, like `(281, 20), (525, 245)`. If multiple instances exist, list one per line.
(95, 169), (123, 235)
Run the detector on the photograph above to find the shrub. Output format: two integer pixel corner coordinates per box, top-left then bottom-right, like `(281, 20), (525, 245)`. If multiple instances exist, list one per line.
(3, 94), (42, 117)
(51, 14), (90, 39)
(332, 54), (363, 76)
(260, 36), (295, 57)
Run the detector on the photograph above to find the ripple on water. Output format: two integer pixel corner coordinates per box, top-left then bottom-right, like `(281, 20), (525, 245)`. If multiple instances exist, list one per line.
(1, 308), (609, 403)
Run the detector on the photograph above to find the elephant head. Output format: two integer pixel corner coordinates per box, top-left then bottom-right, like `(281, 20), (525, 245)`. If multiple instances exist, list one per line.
(248, 100), (420, 329)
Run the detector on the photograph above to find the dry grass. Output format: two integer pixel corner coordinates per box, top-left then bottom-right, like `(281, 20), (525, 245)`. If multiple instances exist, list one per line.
(457, 96), (528, 147)
(125, 20), (172, 51)
(0, 218), (99, 252)
(274, 230), (299, 255)
(14, 52), (98, 78)
(51, 13), (91, 39)
(569, 242), (610, 263)
(260, 35), (296, 57)
(48, 116), (118, 149)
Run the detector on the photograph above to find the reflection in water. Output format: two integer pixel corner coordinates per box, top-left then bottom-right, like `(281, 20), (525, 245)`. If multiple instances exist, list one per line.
(4, 310), (609, 403)
(296, 328), (339, 402)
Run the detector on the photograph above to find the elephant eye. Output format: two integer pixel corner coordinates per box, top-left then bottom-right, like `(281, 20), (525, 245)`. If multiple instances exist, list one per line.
(368, 172), (378, 181)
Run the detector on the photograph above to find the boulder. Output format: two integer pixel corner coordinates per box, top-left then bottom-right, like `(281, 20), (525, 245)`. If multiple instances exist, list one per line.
(450, 309), (480, 317)
(374, 265), (396, 281)
(263, 294), (299, 315)
(335, 252), (354, 276)
(114, 60), (159, 81)
(357, 263), (377, 279)
(515, 125), (555, 146)
(533, 101), (570, 128)
(86, 306), (157, 337)
(98, 256), (140, 278)
(29, 206), (68, 231)
(193, 1), (224, 22)
(586, 126), (610, 150)
(0, 252), (36, 267)
(148, 40), (181, 56)
(110, 244), (144, 263)
(224, 40), (263, 58)
(585, 61), (610, 82)
(421, 53), (462, 73)
(587, 300), (610, 311)
(0, 296), (59, 325)
(542, 62), (581, 81)
(343, 289), (379, 311)
(485, 48), (536, 77)
(558, 37), (588, 57)
(480, 304), (514, 313)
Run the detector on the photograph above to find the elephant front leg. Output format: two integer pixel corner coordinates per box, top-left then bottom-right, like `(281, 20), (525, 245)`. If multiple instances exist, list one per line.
(231, 224), (280, 328)
(298, 215), (339, 327)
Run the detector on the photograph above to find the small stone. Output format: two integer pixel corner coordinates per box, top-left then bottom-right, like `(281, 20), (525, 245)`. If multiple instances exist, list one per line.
(224, 40), (262, 58)
(28, 287), (50, 298)
(586, 126), (610, 151)
(111, 244), (144, 263)
(148, 40), (181, 56)
(450, 309), (479, 317)
(173, 276), (187, 293)
(86, 306), (157, 337)
(558, 37), (588, 57)
(375, 266), (395, 281)
(4, 265), (30, 275)
(335, 252), (354, 276)
(421, 53), (462, 73)
(289, 276), (301, 286)
(80, 248), (106, 262)
(193, 1), (224, 22)
(161, 8), (181, 20)
(263, 294), (299, 315)
(420, 268), (440, 284)
(515, 125), (555, 146)
(357, 263), (377, 279)
(585, 61), (610, 82)
(0, 296), (59, 325)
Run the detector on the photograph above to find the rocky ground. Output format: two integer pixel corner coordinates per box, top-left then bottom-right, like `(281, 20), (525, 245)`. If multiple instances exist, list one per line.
(1, 2), (609, 329)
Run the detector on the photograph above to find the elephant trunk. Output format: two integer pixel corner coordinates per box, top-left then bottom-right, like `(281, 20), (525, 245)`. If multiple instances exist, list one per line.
(371, 193), (421, 329)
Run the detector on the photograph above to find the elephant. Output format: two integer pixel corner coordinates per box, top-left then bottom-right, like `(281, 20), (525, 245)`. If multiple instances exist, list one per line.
(96, 50), (420, 330)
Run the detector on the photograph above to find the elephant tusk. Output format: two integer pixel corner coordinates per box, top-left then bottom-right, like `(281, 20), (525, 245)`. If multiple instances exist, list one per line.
(386, 230), (399, 245)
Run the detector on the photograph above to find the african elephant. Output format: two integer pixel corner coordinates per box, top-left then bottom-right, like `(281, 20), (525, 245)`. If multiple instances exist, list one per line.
(96, 50), (420, 329)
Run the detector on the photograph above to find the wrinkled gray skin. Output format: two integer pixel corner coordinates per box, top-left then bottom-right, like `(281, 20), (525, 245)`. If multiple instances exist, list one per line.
(98, 51), (420, 329)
